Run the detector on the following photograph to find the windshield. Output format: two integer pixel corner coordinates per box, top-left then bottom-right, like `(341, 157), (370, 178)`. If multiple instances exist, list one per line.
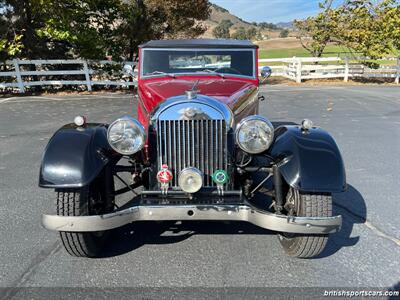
(141, 49), (255, 78)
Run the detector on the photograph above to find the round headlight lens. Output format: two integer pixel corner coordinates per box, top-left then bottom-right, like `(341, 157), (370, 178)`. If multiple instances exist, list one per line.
(107, 116), (146, 155)
(178, 167), (203, 193)
(235, 116), (274, 154)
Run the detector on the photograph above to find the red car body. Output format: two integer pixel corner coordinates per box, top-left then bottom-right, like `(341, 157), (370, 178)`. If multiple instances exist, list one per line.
(136, 48), (260, 128)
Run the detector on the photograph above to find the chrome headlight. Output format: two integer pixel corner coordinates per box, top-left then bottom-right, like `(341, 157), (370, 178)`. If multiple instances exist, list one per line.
(235, 116), (274, 154)
(107, 116), (146, 155)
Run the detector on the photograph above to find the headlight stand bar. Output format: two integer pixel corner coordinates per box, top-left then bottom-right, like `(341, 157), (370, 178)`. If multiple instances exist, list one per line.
(272, 165), (283, 214)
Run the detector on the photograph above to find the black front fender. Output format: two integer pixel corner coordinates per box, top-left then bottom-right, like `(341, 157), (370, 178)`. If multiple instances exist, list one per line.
(39, 123), (117, 188)
(269, 126), (346, 193)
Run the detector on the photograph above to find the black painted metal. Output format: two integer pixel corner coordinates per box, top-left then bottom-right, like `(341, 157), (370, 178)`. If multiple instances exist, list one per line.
(38, 123), (118, 188)
(141, 190), (242, 196)
(141, 189), (243, 205)
(139, 39), (258, 49)
(269, 126), (346, 193)
(273, 165), (283, 213)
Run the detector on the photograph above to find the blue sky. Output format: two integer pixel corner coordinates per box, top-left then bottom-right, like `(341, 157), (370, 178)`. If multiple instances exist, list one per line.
(210, 0), (344, 23)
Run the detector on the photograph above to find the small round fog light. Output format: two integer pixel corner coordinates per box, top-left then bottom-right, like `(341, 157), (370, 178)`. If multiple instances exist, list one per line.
(301, 119), (313, 130)
(178, 167), (203, 194)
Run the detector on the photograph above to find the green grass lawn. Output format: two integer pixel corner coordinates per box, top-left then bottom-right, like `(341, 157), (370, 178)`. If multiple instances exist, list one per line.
(258, 45), (357, 59)
(258, 46), (398, 66)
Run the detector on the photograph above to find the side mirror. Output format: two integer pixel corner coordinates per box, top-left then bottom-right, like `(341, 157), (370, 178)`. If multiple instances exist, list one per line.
(123, 64), (134, 76)
(260, 66), (272, 82)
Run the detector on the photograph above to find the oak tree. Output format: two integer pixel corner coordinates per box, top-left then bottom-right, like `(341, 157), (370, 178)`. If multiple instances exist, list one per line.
(212, 19), (233, 39)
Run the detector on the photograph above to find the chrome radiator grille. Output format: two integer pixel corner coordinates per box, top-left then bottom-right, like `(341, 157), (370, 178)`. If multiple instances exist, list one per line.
(157, 119), (228, 187)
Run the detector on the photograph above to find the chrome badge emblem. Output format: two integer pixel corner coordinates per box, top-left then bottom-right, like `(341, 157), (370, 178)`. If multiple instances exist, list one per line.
(179, 107), (210, 120)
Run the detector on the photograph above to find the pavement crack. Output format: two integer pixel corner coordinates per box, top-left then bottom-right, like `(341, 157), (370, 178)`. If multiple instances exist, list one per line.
(363, 220), (400, 247)
(0, 241), (62, 300)
(334, 202), (400, 247)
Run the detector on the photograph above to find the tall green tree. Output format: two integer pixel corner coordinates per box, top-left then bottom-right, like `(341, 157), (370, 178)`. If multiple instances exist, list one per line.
(258, 22), (278, 30)
(336, 0), (400, 58)
(0, 0), (71, 60)
(295, 0), (400, 58)
(212, 19), (233, 39)
(294, 3), (341, 57)
(279, 29), (289, 38)
(231, 26), (258, 40)
(0, 0), (211, 61)
(231, 27), (247, 40)
(145, 0), (210, 39)
(246, 27), (257, 40)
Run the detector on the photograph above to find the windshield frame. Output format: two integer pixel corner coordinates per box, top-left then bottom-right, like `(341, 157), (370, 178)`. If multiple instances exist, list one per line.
(140, 48), (257, 80)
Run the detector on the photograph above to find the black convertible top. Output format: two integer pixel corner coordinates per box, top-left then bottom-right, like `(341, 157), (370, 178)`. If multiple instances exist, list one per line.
(139, 39), (258, 49)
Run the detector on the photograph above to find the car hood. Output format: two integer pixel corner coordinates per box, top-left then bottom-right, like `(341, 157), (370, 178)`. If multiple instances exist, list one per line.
(137, 77), (259, 127)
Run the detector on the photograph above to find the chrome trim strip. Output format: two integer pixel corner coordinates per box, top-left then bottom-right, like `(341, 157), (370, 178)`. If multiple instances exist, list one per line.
(233, 86), (259, 117)
(173, 120), (177, 184)
(168, 120), (172, 168)
(210, 120), (214, 186)
(142, 73), (256, 80)
(163, 121), (167, 166)
(192, 119), (195, 167)
(157, 120), (162, 170)
(188, 120), (191, 166)
(178, 120), (181, 182)
(205, 120), (209, 185)
(183, 120), (186, 168)
(42, 204), (342, 234)
(216, 120), (219, 176)
(201, 120), (204, 179)
(196, 120), (201, 169)
(220, 119), (224, 170)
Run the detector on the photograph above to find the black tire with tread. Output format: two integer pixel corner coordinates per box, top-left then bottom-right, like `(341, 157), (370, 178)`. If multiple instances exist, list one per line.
(278, 192), (332, 258)
(57, 188), (109, 258)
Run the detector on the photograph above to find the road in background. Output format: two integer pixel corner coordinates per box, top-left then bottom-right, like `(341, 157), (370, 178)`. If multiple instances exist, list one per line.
(0, 86), (399, 292)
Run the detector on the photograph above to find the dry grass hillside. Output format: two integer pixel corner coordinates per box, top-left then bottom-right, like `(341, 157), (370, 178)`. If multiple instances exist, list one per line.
(255, 37), (303, 50)
(201, 3), (306, 55)
(201, 4), (287, 41)
(202, 3), (254, 38)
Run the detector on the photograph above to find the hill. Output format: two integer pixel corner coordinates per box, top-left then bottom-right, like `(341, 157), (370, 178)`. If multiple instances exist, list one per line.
(276, 21), (293, 29)
(202, 4), (258, 38)
(202, 3), (285, 40)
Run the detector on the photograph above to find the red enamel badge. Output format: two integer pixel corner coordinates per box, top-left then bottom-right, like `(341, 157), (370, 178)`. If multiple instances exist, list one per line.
(157, 164), (173, 184)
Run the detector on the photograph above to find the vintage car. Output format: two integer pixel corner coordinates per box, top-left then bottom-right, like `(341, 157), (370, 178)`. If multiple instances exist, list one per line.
(39, 39), (346, 258)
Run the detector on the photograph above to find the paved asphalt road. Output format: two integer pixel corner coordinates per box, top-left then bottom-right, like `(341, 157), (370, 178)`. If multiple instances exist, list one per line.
(0, 86), (399, 294)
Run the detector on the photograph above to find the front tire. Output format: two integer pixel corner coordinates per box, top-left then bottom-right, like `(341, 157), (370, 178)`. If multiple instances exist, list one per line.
(278, 188), (332, 258)
(57, 184), (112, 258)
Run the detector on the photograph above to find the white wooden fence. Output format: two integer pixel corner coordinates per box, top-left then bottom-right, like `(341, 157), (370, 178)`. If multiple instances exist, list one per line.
(0, 59), (137, 93)
(259, 56), (400, 84)
(1, 57), (399, 93)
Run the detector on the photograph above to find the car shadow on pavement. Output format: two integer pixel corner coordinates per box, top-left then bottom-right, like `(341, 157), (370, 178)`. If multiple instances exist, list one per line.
(317, 184), (367, 258)
(100, 184), (366, 258)
(100, 220), (274, 258)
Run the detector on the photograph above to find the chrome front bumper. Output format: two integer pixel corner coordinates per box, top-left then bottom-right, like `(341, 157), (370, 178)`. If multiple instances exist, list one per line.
(42, 204), (342, 234)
